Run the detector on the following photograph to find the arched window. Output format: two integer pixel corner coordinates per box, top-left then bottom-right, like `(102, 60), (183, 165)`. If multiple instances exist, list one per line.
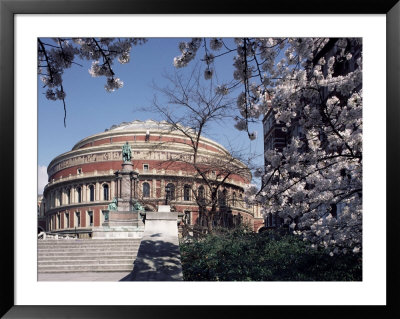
(75, 211), (81, 227)
(76, 186), (82, 203)
(66, 188), (71, 204)
(198, 186), (205, 200)
(89, 185), (95, 202)
(103, 184), (109, 201)
(218, 189), (226, 207)
(183, 185), (191, 201)
(143, 182), (150, 198)
(65, 212), (70, 228)
(166, 183), (175, 201)
(232, 192), (236, 206)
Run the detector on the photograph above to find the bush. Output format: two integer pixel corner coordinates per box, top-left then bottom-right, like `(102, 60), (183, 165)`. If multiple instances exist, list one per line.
(179, 227), (362, 281)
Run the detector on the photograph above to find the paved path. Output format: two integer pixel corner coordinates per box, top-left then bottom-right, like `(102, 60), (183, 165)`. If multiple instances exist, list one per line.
(38, 271), (131, 281)
(128, 210), (183, 281)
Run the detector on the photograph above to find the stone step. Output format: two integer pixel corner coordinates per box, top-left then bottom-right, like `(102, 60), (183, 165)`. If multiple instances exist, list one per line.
(38, 241), (140, 245)
(38, 259), (134, 266)
(38, 243), (141, 247)
(38, 245), (140, 251)
(37, 238), (141, 273)
(38, 246), (139, 252)
(38, 238), (141, 245)
(38, 251), (138, 257)
(38, 239), (141, 244)
(38, 264), (134, 273)
(38, 254), (137, 260)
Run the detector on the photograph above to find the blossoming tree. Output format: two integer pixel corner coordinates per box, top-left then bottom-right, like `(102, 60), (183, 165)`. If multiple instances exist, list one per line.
(38, 38), (146, 126)
(37, 37), (362, 254)
(173, 38), (362, 254)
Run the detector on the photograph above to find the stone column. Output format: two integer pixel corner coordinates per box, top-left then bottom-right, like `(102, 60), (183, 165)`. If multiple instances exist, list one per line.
(152, 179), (156, 199)
(71, 187), (75, 204)
(83, 184), (87, 202)
(96, 182), (100, 201)
(115, 177), (119, 198)
(111, 180), (115, 199)
(117, 162), (134, 211)
(160, 179), (165, 199)
(177, 180), (182, 201)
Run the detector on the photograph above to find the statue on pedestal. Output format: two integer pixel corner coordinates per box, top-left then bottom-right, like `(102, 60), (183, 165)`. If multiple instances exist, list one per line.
(133, 200), (145, 212)
(108, 197), (118, 211)
(122, 142), (132, 162)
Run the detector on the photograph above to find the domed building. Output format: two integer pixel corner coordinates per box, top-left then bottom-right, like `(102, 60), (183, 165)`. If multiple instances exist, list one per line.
(42, 120), (264, 237)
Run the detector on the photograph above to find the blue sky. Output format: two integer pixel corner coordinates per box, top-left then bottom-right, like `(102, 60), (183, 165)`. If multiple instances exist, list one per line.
(38, 38), (264, 194)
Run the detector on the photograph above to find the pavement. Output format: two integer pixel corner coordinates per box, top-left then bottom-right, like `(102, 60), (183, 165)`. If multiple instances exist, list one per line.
(38, 271), (131, 281)
(128, 211), (183, 281)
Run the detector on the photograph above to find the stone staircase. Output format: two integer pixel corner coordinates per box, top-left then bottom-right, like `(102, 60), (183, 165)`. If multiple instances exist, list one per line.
(38, 238), (141, 273)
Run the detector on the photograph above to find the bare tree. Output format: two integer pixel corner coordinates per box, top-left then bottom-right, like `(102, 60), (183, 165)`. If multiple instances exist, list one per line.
(149, 68), (252, 233)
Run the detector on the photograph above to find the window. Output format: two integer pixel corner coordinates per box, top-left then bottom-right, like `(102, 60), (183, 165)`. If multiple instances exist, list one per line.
(143, 164), (149, 171)
(198, 186), (205, 200)
(65, 212), (70, 228)
(142, 182), (150, 198)
(57, 214), (60, 229)
(76, 187), (82, 203)
(183, 185), (191, 201)
(103, 184), (109, 201)
(87, 211), (93, 226)
(102, 210), (109, 223)
(218, 189), (226, 207)
(232, 192), (236, 206)
(77, 168), (82, 175)
(59, 191), (62, 206)
(184, 211), (191, 224)
(89, 185), (95, 202)
(265, 137), (273, 151)
(66, 188), (71, 204)
(166, 183), (175, 201)
(264, 113), (275, 133)
(75, 212), (81, 227)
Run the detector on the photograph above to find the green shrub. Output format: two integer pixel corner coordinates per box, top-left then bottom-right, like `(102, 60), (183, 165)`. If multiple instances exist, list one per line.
(179, 227), (362, 281)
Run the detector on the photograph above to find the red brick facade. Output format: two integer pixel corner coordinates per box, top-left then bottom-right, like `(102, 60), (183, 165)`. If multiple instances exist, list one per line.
(43, 120), (264, 234)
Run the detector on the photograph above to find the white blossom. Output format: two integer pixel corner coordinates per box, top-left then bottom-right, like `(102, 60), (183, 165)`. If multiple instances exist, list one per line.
(170, 38), (363, 255)
(105, 77), (123, 92)
(210, 38), (223, 50)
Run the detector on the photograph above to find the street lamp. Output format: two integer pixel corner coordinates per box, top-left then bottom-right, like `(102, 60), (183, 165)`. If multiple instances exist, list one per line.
(165, 185), (170, 205)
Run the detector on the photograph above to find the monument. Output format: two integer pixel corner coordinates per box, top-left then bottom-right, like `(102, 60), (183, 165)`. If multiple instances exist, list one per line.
(92, 142), (145, 238)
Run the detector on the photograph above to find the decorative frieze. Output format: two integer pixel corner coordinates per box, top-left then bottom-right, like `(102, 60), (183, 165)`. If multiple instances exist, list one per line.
(48, 151), (122, 176)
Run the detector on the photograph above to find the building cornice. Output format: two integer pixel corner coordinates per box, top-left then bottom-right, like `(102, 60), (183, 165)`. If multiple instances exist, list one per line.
(47, 141), (249, 180)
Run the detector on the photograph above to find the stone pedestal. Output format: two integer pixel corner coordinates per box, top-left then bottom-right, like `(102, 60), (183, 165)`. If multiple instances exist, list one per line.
(92, 160), (145, 239)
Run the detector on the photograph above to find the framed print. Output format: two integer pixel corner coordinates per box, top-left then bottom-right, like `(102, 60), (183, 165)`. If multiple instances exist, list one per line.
(1, 0), (399, 318)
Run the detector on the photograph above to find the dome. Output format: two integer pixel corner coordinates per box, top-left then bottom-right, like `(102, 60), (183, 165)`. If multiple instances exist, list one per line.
(106, 119), (187, 132)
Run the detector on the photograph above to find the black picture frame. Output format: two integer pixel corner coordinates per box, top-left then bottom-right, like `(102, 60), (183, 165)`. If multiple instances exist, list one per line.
(1, 0), (399, 318)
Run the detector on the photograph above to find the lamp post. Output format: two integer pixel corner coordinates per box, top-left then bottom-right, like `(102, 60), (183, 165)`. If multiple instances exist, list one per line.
(165, 185), (170, 205)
